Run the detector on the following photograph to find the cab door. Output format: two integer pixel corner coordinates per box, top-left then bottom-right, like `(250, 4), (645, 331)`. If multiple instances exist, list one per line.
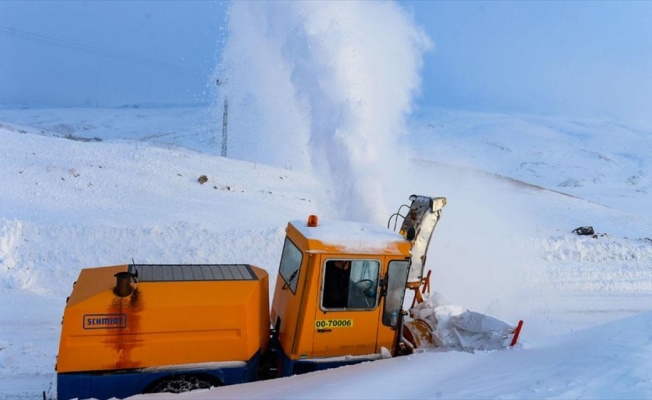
(312, 257), (382, 357)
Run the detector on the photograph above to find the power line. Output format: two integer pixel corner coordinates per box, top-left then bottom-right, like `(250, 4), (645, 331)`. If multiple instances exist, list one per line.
(0, 26), (206, 76)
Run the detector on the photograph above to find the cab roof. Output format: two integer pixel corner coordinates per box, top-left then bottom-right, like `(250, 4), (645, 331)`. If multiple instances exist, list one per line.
(288, 219), (411, 256)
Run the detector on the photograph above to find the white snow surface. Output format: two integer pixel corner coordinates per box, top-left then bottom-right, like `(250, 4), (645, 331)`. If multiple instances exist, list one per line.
(1, 106), (651, 399)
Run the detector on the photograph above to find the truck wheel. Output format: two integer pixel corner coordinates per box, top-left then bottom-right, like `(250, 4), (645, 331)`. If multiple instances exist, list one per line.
(146, 374), (220, 394)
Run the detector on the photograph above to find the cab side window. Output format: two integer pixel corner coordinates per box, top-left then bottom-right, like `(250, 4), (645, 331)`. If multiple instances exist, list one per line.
(322, 260), (379, 310)
(278, 237), (303, 294)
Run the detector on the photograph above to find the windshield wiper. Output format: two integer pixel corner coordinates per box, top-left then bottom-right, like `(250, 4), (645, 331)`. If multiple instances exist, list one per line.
(282, 269), (299, 290)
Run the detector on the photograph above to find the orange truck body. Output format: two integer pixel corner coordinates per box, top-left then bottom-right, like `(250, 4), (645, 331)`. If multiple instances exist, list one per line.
(57, 216), (419, 400)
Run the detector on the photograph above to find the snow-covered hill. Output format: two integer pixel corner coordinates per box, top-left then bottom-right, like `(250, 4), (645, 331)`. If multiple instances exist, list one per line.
(1, 106), (651, 399)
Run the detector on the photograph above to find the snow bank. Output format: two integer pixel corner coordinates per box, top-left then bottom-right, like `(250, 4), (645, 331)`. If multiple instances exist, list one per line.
(534, 234), (652, 294)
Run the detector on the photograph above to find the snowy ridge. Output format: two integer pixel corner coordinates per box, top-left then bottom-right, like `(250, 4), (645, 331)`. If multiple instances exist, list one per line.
(411, 108), (652, 216)
(0, 107), (216, 153)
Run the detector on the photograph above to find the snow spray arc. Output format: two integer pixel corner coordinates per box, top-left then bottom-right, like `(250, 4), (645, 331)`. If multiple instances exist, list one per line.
(214, 1), (431, 224)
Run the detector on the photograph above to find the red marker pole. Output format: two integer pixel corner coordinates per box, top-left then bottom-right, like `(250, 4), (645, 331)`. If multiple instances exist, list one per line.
(510, 320), (524, 346)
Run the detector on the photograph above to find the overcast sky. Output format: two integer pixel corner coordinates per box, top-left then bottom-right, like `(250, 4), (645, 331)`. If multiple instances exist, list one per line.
(1, 1), (651, 120)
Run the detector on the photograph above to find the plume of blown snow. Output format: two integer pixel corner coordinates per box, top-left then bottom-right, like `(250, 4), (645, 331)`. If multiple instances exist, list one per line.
(214, 1), (431, 223)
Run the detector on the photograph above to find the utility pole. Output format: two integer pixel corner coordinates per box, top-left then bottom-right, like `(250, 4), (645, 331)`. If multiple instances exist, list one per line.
(217, 78), (228, 157)
(221, 96), (228, 157)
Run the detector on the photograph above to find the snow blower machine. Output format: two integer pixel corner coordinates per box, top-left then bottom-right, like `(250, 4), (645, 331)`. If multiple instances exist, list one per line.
(55, 195), (523, 400)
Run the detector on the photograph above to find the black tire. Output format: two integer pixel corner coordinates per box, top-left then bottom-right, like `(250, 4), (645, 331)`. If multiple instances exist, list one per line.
(146, 374), (220, 394)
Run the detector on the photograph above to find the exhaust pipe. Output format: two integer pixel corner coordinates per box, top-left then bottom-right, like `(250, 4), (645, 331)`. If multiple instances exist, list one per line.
(114, 271), (133, 297)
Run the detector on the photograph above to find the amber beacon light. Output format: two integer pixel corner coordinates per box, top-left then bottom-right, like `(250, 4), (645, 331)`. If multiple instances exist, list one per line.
(307, 215), (319, 227)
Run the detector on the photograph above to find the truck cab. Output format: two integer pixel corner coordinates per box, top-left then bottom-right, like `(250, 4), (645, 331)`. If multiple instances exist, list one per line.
(270, 217), (412, 376)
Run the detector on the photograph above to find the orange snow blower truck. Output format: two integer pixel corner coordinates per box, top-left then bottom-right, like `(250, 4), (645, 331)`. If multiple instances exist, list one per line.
(56, 195), (522, 400)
